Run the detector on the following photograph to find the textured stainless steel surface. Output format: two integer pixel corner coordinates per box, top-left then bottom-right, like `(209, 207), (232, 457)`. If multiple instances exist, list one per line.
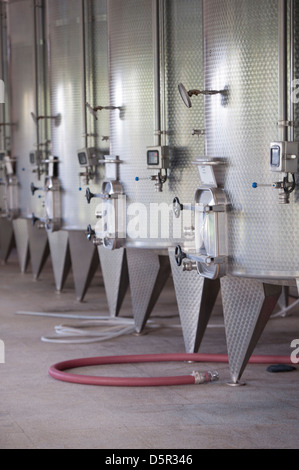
(68, 230), (100, 301)
(47, 230), (71, 292)
(126, 249), (171, 333)
(27, 223), (50, 280)
(0, 1), (11, 215)
(47, 0), (109, 230)
(204, 0), (299, 281)
(12, 218), (30, 273)
(98, 246), (129, 317)
(221, 276), (282, 383)
(0, 4), (15, 262)
(169, 248), (220, 353)
(45, 0), (109, 299)
(0, 219), (14, 263)
(8, 0), (47, 221)
(108, 0), (204, 248)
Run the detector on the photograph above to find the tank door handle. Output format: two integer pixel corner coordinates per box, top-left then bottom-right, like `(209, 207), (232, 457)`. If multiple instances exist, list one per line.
(85, 187), (111, 204)
(173, 197), (184, 218)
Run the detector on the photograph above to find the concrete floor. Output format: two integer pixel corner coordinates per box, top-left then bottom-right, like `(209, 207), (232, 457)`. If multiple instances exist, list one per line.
(1, 250), (299, 449)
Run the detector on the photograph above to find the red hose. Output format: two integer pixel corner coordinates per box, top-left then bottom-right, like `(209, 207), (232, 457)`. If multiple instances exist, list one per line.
(48, 353), (294, 387)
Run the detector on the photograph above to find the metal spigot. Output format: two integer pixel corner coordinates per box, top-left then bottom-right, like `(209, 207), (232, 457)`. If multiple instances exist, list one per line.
(30, 182), (43, 196)
(86, 224), (103, 246)
(178, 83), (227, 108)
(31, 213), (45, 229)
(182, 260), (198, 272)
(86, 102), (122, 121)
(31, 112), (61, 127)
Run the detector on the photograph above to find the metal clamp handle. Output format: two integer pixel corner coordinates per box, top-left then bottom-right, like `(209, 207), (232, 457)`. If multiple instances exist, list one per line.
(86, 225), (95, 242)
(173, 197), (184, 219)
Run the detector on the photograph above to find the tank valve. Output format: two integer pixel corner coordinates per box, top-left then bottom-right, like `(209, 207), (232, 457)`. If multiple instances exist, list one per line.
(85, 187), (110, 204)
(86, 102), (122, 121)
(31, 213), (45, 229)
(30, 182), (43, 196)
(175, 245), (187, 267)
(86, 225), (103, 246)
(182, 260), (198, 272)
(252, 182), (277, 189)
(149, 172), (167, 193)
(86, 224), (96, 242)
(178, 83), (228, 108)
(31, 112), (61, 127)
(252, 177), (296, 204)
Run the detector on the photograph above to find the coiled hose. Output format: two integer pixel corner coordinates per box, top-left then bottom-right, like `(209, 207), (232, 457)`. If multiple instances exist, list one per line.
(48, 353), (295, 387)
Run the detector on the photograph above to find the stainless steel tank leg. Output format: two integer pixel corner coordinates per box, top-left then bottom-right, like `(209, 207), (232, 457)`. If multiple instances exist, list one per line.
(68, 230), (100, 302)
(169, 248), (221, 354)
(0, 219), (15, 264)
(12, 218), (30, 274)
(98, 247), (129, 317)
(221, 276), (282, 385)
(47, 231), (71, 292)
(28, 223), (50, 281)
(126, 249), (171, 333)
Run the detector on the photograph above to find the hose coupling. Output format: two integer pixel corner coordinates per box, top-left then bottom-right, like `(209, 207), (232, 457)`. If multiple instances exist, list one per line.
(191, 370), (219, 384)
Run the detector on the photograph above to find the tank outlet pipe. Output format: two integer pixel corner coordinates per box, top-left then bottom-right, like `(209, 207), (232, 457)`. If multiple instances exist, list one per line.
(152, 0), (162, 148)
(147, 0), (169, 191)
(0, 2), (7, 150)
(278, 0), (288, 143)
(273, 0), (297, 204)
(289, 0), (295, 142)
(33, 0), (40, 152)
(81, 0), (88, 149)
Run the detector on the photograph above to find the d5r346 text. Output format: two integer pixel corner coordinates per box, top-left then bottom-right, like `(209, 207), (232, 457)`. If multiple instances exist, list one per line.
(148, 455), (193, 465)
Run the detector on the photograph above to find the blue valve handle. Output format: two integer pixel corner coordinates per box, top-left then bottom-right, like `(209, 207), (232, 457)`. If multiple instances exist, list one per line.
(252, 182), (275, 189)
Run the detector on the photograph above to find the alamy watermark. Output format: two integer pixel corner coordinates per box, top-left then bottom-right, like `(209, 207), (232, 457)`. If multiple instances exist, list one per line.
(291, 340), (299, 365)
(0, 79), (4, 104)
(0, 340), (4, 364)
(95, 200), (196, 241)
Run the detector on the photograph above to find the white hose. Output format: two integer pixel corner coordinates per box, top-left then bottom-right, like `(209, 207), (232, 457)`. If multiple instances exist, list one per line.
(42, 322), (137, 344)
(16, 311), (184, 344)
(271, 298), (299, 319)
(17, 300), (298, 346)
